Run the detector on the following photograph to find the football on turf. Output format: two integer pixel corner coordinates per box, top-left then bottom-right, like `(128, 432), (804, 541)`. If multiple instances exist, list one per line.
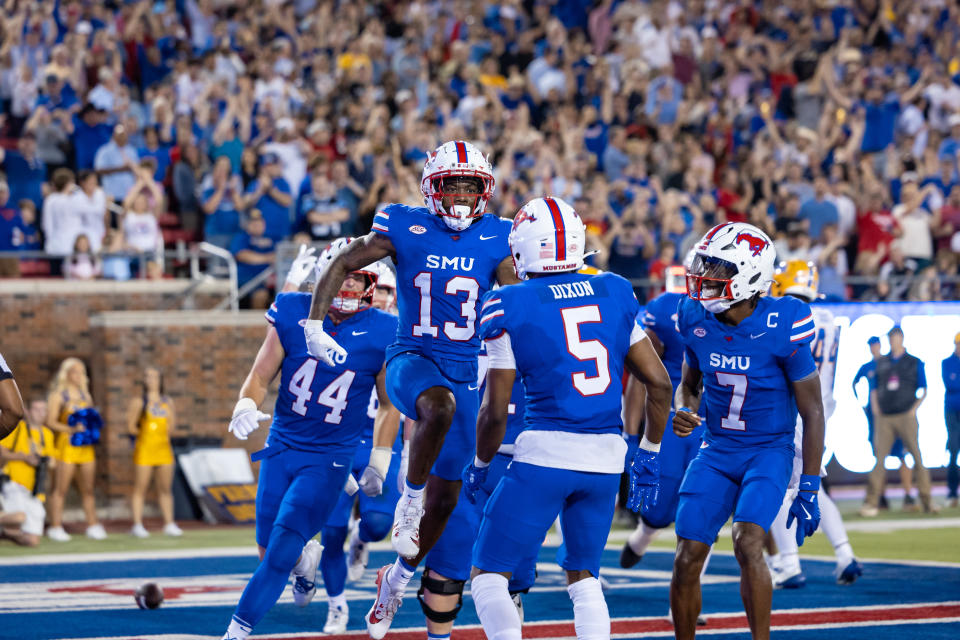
(134, 582), (164, 609)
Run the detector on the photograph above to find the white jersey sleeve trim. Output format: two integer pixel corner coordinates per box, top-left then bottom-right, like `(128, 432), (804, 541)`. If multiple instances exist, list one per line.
(0, 351), (10, 375)
(486, 331), (516, 370)
(629, 323), (649, 346)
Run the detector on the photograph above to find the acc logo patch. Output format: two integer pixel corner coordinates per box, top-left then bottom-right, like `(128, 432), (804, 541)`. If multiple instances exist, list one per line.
(694, 327), (707, 338)
(409, 225), (427, 234)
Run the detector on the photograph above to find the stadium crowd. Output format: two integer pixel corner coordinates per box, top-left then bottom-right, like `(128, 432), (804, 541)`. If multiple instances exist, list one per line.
(1, 0), (960, 302)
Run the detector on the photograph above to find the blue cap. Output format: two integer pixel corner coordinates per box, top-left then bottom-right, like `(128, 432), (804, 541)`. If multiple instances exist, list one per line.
(867, 336), (880, 345)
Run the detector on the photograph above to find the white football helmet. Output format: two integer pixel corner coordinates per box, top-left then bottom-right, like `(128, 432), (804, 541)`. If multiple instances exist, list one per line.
(315, 238), (378, 312)
(686, 222), (775, 313)
(370, 260), (396, 290)
(421, 140), (495, 232)
(509, 197), (586, 279)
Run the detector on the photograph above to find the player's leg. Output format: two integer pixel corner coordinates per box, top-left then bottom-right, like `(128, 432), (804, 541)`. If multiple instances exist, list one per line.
(558, 470), (620, 640)
(732, 522), (772, 639)
(472, 462), (565, 640)
(672, 448), (743, 640)
(731, 446), (794, 640)
(350, 450), (401, 581)
(318, 476), (355, 632)
(818, 487), (861, 583)
(226, 451), (351, 639)
(130, 463), (152, 537)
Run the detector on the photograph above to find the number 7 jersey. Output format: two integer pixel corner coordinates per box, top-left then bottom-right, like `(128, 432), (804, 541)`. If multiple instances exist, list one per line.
(266, 292), (398, 453)
(677, 295), (818, 449)
(371, 204), (512, 368)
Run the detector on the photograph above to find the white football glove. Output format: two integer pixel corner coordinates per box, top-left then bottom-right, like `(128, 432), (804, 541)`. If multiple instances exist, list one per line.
(303, 318), (347, 365)
(359, 446), (392, 497)
(228, 397), (271, 441)
(396, 440), (410, 494)
(285, 244), (317, 288)
(343, 473), (359, 496)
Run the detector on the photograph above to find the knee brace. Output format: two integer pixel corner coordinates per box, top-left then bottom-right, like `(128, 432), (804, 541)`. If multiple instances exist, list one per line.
(358, 510), (394, 543)
(417, 570), (465, 623)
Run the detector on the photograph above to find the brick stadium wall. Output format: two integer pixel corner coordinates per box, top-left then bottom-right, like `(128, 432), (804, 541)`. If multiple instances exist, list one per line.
(0, 280), (275, 504)
(89, 311), (274, 500)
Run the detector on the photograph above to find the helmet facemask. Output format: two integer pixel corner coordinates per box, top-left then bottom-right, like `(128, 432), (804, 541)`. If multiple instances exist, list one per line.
(687, 253), (739, 313)
(431, 175), (489, 231)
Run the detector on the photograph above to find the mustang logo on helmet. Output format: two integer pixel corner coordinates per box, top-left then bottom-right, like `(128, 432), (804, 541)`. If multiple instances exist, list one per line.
(512, 208), (537, 230)
(735, 232), (769, 257)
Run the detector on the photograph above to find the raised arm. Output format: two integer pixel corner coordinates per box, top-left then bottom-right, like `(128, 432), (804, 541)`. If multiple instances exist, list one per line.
(308, 233), (395, 322)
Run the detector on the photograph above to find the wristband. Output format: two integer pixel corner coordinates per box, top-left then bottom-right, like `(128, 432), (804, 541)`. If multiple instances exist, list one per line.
(678, 406), (695, 414)
(368, 446), (392, 477)
(638, 436), (661, 453)
(798, 474), (821, 493)
(474, 455), (490, 468)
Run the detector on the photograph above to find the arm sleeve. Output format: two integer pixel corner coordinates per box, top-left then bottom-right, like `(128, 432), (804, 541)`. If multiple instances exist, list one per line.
(478, 291), (509, 341)
(486, 331), (516, 370)
(0, 351), (12, 381)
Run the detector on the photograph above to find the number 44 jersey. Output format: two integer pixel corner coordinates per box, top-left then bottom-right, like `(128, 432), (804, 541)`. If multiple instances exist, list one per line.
(676, 295), (818, 450)
(371, 204), (512, 368)
(266, 292), (398, 454)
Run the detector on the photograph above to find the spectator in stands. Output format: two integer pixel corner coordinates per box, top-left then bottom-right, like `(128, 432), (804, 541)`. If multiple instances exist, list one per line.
(0, 132), (46, 211)
(231, 209), (275, 309)
(121, 170), (163, 273)
(71, 171), (108, 253)
(138, 126), (172, 183)
(45, 358), (106, 542)
(296, 169), (354, 242)
(97, 122), (139, 195)
(64, 234), (101, 281)
(862, 327), (937, 516)
(100, 229), (133, 281)
(15, 200), (41, 252)
(172, 145), (205, 237)
(243, 152), (292, 242)
(42, 168), (82, 273)
(24, 105), (71, 173)
(127, 366), (182, 538)
(855, 189), (899, 275)
(799, 176), (841, 241)
(200, 156), (244, 250)
(0, 397), (55, 547)
(0, 181), (22, 277)
(71, 104), (112, 171)
(892, 174), (937, 270)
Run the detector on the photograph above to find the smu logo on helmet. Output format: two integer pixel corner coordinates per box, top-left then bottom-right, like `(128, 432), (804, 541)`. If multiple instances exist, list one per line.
(512, 208), (536, 230)
(735, 232), (769, 257)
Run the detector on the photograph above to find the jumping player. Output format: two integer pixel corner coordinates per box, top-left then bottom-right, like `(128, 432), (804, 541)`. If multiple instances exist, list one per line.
(466, 197), (673, 640)
(671, 222), (825, 640)
(302, 141), (518, 636)
(220, 249), (400, 640)
(767, 260), (862, 587)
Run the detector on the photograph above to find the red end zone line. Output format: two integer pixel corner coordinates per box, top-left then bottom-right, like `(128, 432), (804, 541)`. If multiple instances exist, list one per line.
(261, 603), (960, 640)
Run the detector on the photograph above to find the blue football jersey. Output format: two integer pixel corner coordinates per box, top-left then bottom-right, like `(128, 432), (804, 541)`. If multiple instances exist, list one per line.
(266, 293), (398, 453)
(371, 204), (512, 376)
(478, 339), (527, 446)
(478, 271), (641, 435)
(642, 292), (686, 391)
(676, 295), (817, 448)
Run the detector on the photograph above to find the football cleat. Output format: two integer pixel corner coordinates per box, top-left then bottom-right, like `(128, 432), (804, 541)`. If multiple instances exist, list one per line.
(619, 541), (643, 568)
(773, 566), (806, 589)
(292, 540), (322, 607)
(391, 493), (424, 558)
(836, 559), (863, 585)
(347, 524), (369, 582)
(367, 565), (403, 639)
(323, 601), (349, 633)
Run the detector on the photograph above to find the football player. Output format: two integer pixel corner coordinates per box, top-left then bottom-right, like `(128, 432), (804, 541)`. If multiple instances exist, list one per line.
(318, 260), (403, 633)
(670, 222), (825, 640)
(767, 260), (861, 587)
(465, 197), (673, 640)
(302, 141), (518, 636)
(220, 245), (400, 640)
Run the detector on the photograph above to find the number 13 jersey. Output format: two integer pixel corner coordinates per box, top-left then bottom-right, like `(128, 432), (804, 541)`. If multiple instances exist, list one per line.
(371, 204), (512, 375)
(676, 295), (817, 450)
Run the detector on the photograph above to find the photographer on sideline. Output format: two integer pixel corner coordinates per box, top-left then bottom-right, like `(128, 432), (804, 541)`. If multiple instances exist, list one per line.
(1, 398), (56, 546)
